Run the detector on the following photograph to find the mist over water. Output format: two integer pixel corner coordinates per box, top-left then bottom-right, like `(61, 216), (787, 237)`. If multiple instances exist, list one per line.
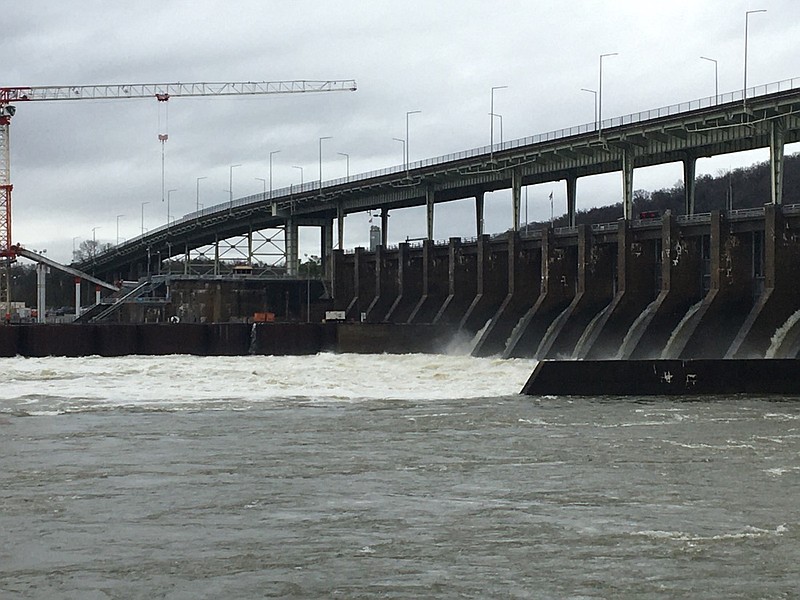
(2, 353), (800, 598)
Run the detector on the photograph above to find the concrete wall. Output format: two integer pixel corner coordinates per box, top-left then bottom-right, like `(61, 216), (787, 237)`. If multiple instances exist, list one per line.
(384, 242), (423, 323)
(503, 228), (578, 358)
(727, 205), (800, 357)
(459, 235), (510, 334)
(472, 233), (542, 357)
(408, 240), (451, 324)
(0, 322), (446, 357)
(434, 239), (478, 326)
(536, 225), (616, 359)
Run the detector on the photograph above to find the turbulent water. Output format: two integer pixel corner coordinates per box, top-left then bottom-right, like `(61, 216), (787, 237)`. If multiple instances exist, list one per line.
(2, 354), (800, 598)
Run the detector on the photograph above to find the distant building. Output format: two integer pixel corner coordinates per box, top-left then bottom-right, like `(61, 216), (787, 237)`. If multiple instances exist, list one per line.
(369, 225), (381, 251)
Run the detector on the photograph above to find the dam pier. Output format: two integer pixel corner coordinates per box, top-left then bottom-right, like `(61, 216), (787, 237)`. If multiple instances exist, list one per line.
(331, 205), (800, 360)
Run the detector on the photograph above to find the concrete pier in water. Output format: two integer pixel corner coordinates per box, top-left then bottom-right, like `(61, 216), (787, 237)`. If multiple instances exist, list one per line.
(331, 205), (800, 359)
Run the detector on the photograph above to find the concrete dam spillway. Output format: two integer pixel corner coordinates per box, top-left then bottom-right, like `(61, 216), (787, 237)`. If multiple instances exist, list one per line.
(330, 205), (800, 360)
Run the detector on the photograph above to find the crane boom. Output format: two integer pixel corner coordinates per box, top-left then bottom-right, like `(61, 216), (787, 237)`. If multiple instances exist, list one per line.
(0, 78), (357, 319)
(0, 79), (357, 104)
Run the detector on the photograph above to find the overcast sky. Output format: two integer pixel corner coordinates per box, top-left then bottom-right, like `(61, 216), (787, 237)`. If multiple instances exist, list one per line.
(3, 0), (798, 262)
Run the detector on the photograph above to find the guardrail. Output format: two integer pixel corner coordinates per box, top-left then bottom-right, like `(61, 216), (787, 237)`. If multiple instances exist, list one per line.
(677, 213), (712, 225)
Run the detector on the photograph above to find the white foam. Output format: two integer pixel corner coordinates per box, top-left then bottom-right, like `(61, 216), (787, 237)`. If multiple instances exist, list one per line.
(0, 353), (538, 414)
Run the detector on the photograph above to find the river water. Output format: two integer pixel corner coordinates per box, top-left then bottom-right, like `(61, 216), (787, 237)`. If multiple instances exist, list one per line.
(2, 353), (799, 599)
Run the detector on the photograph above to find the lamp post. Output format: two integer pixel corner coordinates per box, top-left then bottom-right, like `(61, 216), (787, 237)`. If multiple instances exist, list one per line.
(229, 163), (242, 215)
(91, 226), (101, 258)
(195, 176), (207, 213)
(319, 136), (332, 192)
(269, 150), (280, 199)
(338, 152), (350, 179)
(700, 56), (719, 103)
(489, 112), (503, 144)
(744, 9), (766, 107)
(256, 177), (266, 196)
(293, 165), (304, 185)
(581, 88), (598, 130)
(167, 189), (177, 226)
(141, 201), (149, 235)
(116, 214), (124, 245)
(599, 52), (618, 138)
(393, 138), (406, 165)
(490, 86), (507, 163)
(405, 110), (421, 173)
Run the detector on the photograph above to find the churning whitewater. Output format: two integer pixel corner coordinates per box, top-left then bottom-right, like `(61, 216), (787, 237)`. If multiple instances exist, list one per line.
(1, 353), (536, 414)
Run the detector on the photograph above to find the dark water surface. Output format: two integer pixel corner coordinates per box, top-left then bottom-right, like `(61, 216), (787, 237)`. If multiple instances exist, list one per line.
(3, 395), (800, 598)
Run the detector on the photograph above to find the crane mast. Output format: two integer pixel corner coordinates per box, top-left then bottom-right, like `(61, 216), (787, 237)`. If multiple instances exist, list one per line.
(0, 79), (357, 318)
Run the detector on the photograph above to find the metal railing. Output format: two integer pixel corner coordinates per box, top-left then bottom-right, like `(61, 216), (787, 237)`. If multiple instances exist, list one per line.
(677, 213), (712, 225)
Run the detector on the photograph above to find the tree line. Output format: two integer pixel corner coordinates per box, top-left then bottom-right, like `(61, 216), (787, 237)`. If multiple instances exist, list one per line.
(539, 152), (800, 229)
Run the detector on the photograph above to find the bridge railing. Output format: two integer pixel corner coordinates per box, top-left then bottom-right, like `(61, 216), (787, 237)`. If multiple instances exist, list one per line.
(112, 77), (800, 254)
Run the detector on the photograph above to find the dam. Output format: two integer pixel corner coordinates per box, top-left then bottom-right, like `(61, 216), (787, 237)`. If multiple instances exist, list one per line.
(330, 205), (800, 360)
(4, 80), (800, 361)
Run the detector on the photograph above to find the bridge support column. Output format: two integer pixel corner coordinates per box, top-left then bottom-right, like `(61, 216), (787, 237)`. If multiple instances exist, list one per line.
(426, 188), (435, 241)
(512, 169), (522, 231)
(475, 191), (485, 237)
(36, 263), (46, 324)
(566, 172), (578, 227)
(683, 155), (697, 215)
(286, 218), (299, 276)
(74, 278), (81, 318)
(322, 220), (334, 278)
(337, 203), (345, 250)
(381, 208), (389, 247)
(770, 117), (786, 205)
(184, 243), (189, 275)
(622, 149), (634, 220)
(213, 235), (219, 276)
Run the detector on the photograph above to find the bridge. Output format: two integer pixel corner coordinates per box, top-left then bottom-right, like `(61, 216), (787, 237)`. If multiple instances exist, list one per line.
(79, 77), (800, 280)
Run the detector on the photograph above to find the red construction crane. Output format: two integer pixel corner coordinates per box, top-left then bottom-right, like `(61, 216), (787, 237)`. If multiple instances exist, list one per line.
(0, 79), (357, 317)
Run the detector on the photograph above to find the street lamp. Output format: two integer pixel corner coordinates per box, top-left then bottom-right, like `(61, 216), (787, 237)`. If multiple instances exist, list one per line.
(141, 201), (149, 235)
(255, 177), (266, 196)
(700, 56), (719, 103)
(167, 189), (177, 226)
(116, 214), (124, 245)
(490, 86), (507, 151)
(91, 226), (101, 258)
(293, 165), (304, 185)
(405, 110), (421, 173)
(269, 150), (280, 199)
(319, 136), (332, 192)
(744, 9), (766, 107)
(229, 163), (242, 214)
(581, 88), (598, 130)
(196, 176), (207, 213)
(599, 52), (618, 138)
(393, 137), (406, 165)
(338, 152), (350, 179)
(489, 113), (503, 144)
